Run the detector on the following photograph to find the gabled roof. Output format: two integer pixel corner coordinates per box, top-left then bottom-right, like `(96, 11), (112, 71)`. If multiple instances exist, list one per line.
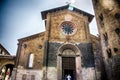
(41, 5), (94, 22)
(18, 32), (45, 42)
(0, 44), (10, 55)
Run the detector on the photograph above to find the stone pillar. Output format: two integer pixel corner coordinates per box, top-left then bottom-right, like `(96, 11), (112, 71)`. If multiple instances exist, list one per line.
(11, 68), (17, 80)
(76, 56), (82, 80)
(57, 56), (62, 80)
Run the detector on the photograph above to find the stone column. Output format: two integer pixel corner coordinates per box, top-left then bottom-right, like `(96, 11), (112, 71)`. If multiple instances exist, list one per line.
(76, 56), (82, 80)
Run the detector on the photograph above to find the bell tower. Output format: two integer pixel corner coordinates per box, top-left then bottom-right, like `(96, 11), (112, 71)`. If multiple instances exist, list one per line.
(41, 5), (95, 80)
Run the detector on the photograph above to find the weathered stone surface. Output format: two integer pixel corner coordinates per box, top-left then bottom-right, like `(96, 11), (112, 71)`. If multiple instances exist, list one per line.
(92, 0), (120, 80)
(46, 67), (57, 80)
(16, 69), (43, 80)
(77, 43), (95, 67)
(82, 67), (96, 80)
(47, 42), (61, 67)
(16, 32), (45, 69)
(112, 54), (120, 80)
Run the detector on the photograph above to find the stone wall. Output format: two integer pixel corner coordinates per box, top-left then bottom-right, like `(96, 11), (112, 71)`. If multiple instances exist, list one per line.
(16, 69), (43, 80)
(82, 67), (96, 80)
(45, 10), (91, 43)
(16, 32), (45, 69)
(77, 43), (96, 80)
(45, 42), (61, 80)
(45, 42), (96, 80)
(77, 43), (94, 67)
(92, 0), (120, 80)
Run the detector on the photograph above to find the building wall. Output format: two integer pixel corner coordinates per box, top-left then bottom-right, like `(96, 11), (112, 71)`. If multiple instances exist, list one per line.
(0, 44), (15, 80)
(15, 32), (45, 80)
(92, 0), (120, 80)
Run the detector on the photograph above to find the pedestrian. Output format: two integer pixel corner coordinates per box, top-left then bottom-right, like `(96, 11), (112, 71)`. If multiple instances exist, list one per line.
(67, 74), (71, 80)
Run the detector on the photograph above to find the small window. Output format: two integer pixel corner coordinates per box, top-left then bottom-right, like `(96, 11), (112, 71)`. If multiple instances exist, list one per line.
(28, 53), (34, 68)
(103, 32), (108, 41)
(38, 45), (42, 49)
(115, 28), (120, 36)
(103, 32), (108, 46)
(95, 0), (99, 5)
(115, 13), (120, 19)
(99, 13), (104, 28)
(106, 48), (112, 58)
(114, 48), (118, 53)
(23, 44), (27, 48)
(99, 13), (104, 21)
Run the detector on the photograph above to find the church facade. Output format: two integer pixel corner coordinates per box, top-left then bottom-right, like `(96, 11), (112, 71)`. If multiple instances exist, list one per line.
(12, 5), (101, 80)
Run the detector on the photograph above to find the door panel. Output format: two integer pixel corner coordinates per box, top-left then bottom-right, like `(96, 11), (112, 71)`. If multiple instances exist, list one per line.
(62, 57), (76, 80)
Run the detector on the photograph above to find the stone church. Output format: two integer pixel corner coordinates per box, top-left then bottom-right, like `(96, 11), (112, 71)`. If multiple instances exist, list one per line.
(11, 1), (120, 80)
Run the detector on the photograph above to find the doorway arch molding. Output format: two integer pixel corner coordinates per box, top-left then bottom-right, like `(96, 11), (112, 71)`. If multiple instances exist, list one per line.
(57, 43), (83, 80)
(58, 43), (82, 57)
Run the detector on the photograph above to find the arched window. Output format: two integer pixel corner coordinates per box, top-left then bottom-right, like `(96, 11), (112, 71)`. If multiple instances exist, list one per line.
(28, 53), (34, 68)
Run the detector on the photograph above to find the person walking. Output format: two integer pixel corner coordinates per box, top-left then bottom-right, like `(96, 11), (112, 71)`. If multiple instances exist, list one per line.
(67, 74), (71, 80)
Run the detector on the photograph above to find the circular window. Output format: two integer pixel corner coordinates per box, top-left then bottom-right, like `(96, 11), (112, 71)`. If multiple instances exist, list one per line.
(61, 21), (77, 35)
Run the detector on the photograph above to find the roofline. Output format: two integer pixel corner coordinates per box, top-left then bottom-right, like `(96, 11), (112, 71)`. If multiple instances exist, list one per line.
(0, 44), (11, 55)
(41, 5), (94, 22)
(0, 55), (16, 59)
(18, 31), (45, 42)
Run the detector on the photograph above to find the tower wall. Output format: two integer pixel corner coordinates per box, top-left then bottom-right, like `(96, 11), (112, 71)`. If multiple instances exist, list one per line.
(92, 0), (120, 80)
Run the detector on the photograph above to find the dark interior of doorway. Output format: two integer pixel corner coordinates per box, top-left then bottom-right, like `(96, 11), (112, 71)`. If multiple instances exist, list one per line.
(64, 69), (74, 80)
(62, 57), (76, 80)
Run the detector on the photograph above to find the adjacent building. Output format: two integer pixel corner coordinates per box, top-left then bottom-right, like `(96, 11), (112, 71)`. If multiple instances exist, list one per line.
(0, 44), (15, 80)
(92, 0), (120, 80)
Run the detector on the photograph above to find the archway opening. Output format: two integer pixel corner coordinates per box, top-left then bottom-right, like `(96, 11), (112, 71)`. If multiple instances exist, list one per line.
(58, 43), (82, 80)
(0, 64), (14, 80)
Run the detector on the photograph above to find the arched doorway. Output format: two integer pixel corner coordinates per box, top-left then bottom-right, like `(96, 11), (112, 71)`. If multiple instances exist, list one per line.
(0, 64), (14, 80)
(58, 43), (82, 80)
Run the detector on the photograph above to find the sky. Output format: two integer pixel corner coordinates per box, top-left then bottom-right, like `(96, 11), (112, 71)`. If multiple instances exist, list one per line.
(0, 0), (98, 55)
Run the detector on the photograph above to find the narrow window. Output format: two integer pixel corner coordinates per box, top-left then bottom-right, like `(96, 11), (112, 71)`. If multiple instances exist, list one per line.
(28, 53), (34, 68)
(23, 44), (27, 49)
(99, 13), (104, 27)
(99, 13), (104, 21)
(103, 32), (108, 46)
(106, 48), (112, 58)
(115, 28), (120, 36)
(95, 0), (99, 5)
(115, 13), (120, 19)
